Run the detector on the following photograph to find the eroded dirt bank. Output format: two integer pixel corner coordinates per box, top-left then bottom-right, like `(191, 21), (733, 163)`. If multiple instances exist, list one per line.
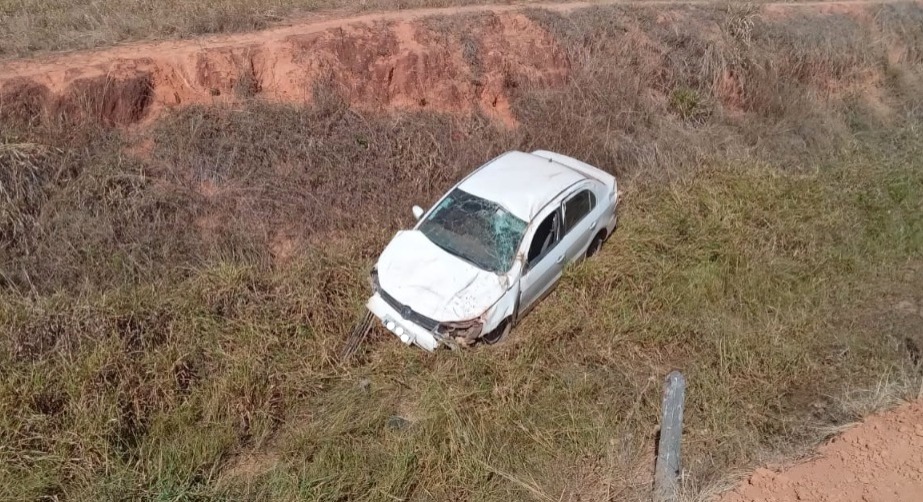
(720, 399), (923, 502)
(0, 8), (571, 126)
(1, 0), (916, 127)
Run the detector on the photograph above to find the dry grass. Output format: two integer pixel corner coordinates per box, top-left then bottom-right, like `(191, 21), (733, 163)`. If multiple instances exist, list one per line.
(0, 0), (566, 57)
(0, 0), (871, 58)
(1, 3), (923, 501)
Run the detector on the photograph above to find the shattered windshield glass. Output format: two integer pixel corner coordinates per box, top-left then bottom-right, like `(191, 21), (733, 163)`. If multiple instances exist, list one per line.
(418, 189), (527, 273)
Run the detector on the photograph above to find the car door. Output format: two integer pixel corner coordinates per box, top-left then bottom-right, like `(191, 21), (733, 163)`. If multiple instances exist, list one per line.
(518, 206), (564, 314)
(560, 186), (599, 264)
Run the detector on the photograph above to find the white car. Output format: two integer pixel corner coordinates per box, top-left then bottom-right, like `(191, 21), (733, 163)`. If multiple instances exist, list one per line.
(366, 150), (619, 351)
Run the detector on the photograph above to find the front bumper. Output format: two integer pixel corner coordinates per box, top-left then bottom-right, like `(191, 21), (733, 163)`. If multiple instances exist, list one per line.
(366, 293), (447, 351)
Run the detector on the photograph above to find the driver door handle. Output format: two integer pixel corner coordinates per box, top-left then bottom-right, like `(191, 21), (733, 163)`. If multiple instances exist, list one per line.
(590, 221), (597, 229)
(555, 255), (564, 264)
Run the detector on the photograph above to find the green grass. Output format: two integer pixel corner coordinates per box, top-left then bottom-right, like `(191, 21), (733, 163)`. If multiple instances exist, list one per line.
(2, 141), (920, 500)
(2, 3), (923, 501)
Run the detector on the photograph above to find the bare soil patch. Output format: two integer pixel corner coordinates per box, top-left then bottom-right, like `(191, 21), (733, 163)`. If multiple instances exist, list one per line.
(721, 399), (923, 502)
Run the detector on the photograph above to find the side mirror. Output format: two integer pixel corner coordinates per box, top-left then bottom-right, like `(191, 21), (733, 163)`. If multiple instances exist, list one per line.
(412, 205), (424, 220)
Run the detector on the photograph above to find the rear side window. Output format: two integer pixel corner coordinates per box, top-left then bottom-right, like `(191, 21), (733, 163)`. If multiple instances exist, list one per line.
(562, 190), (596, 233)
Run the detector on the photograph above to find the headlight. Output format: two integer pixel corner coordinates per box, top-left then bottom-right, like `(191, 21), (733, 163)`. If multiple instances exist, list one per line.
(439, 319), (483, 346)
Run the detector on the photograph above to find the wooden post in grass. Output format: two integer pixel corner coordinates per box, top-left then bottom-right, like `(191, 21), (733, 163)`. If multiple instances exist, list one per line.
(653, 370), (686, 502)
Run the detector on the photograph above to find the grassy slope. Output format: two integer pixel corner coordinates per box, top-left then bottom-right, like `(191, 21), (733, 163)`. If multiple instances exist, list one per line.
(2, 3), (923, 501)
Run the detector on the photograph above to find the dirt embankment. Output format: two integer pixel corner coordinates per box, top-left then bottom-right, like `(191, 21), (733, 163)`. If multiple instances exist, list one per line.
(0, 9), (568, 127)
(3, 0), (915, 128)
(720, 399), (923, 502)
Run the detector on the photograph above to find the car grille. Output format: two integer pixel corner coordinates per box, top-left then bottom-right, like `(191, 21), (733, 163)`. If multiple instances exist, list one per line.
(378, 288), (441, 332)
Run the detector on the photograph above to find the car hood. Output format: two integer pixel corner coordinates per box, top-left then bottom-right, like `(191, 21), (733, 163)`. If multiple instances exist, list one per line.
(376, 230), (508, 322)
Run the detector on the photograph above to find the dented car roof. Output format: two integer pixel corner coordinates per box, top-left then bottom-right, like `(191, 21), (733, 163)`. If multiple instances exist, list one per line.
(457, 151), (589, 221)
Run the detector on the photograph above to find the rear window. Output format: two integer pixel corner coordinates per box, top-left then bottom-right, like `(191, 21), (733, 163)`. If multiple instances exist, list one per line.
(563, 190), (596, 233)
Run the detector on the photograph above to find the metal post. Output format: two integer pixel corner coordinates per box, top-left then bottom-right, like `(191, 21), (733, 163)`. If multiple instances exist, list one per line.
(654, 370), (686, 502)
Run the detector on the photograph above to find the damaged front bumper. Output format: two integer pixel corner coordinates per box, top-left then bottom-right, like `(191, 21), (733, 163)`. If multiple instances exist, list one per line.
(365, 293), (484, 352)
(367, 268), (487, 351)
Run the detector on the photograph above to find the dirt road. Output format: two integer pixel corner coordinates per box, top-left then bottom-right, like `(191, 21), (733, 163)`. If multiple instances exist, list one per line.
(720, 399), (923, 502)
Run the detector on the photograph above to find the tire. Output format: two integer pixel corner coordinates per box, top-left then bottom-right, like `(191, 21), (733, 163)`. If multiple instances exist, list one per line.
(586, 231), (606, 259)
(481, 318), (512, 345)
(340, 308), (373, 362)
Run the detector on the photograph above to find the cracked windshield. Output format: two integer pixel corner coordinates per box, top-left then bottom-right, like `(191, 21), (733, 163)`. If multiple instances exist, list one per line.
(418, 189), (527, 273)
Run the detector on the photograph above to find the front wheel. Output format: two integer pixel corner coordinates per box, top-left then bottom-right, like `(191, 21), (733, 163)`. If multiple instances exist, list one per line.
(481, 318), (512, 345)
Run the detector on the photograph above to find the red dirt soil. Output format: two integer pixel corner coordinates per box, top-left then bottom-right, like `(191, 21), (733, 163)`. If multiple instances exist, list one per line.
(720, 399), (923, 502)
(0, 5), (576, 126)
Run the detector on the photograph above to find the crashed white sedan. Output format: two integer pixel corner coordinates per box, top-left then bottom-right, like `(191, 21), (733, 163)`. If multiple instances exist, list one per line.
(366, 150), (619, 351)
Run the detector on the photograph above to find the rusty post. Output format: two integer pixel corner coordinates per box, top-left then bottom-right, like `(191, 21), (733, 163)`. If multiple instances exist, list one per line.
(654, 370), (686, 502)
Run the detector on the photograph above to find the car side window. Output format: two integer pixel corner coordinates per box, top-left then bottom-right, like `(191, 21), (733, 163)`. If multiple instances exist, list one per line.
(562, 190), (596, 234)
(527, 210), (560, 266)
